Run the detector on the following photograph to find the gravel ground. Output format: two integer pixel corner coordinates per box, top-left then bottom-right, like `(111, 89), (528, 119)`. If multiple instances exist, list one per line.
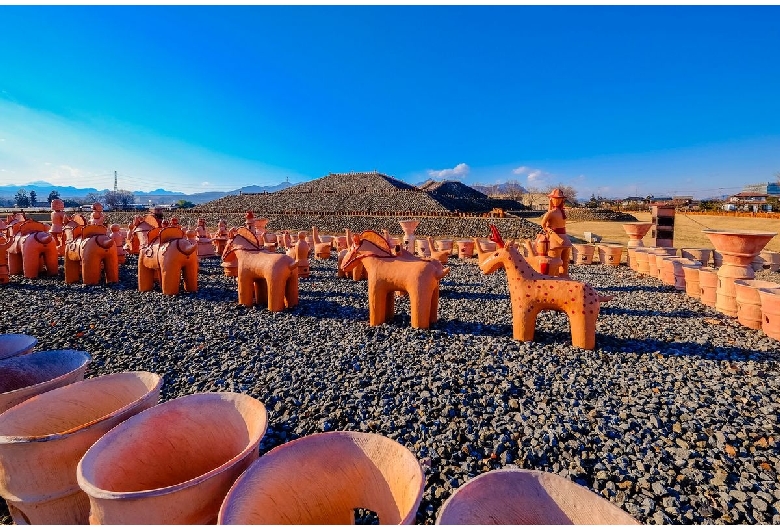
(1, 254), (780, 524)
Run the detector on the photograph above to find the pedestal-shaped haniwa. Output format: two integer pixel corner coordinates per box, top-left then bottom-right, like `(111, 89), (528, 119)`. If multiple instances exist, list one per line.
(398, 220), (420, 255)
(622, 223), (653, 248)
(703, 230), (777, 318)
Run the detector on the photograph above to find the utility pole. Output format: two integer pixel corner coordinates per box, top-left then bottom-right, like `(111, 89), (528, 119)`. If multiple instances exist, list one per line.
(114, 171), (118, 193)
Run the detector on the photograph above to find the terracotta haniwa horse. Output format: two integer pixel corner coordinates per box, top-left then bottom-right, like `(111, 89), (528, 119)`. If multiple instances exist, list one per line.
(475, 226), (611, 350)
(222, 228), (299, 311)
(342, 230), (449, 329)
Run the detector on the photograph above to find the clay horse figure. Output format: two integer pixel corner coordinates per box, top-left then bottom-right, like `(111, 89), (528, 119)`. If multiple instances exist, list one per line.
(341, 230), (449, 329)
(476, 225), (612, 350)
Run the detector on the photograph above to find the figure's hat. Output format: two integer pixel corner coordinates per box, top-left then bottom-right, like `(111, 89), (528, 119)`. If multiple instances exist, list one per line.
(548, 188), (566, 199)
(245, 211), (255, 220)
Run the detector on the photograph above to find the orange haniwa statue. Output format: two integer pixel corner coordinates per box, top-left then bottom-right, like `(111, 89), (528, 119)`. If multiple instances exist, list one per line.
(138, 225), (198, 295)
(89, 203), (106, 226)
(538, 188), (573, 276)
(196, 218), (216, 258)
(311, 226), (331, 259)
(336, 229), (366, 280)
(427, 237), (450, 264)
(287, 232), (310, 278)
(109, 224), (127, 264)
(7, 220), (59, 279)
(212, 219), (229, 255)
(0, 229), (10, 284)
(223, 228), (299, 311)
(49, 199), (68, 256)
(342, 230), (450, 329)
(64, 216), (119, 285)
(475, 231), (611, 350)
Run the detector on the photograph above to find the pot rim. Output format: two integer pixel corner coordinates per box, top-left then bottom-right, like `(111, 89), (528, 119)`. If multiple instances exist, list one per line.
(0, 334), (37, 361)
(77, 392), (267, 500)
(0, 350), (91, 399)
(219, 430), (425, 525)
(0, 371), (162, 444)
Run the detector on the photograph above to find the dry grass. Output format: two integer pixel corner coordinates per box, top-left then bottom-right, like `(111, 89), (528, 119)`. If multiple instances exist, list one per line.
(529, 211), (780, 252)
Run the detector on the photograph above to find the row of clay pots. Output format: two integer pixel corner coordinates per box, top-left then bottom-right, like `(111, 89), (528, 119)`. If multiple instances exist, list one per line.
(570, 243), (624, 266)
(0, 336), (637, 525)
(625, 248), (780, 342)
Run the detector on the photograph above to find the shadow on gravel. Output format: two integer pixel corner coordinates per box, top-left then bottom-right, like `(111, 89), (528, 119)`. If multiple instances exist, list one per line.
(601, 307), (704, 318)
(194, 286), (236, 302)
(292, 300), (369, 321)
(605, 284), (674, 293)
(441, 291), (507, 301)
(598, 337), (780, 363)
(436, 318), (513, 337)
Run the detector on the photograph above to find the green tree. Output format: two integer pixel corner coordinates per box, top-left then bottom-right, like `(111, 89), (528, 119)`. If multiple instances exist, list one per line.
(176, 199), (195, 209)
(47, 190), (61, 203)
(14, 189), (30, 207)
(29, 190), (37, 206)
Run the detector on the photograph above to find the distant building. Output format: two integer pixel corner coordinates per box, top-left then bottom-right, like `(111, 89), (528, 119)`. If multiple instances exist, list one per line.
(725, 191), (770, 212)
(742, 182), (780, 197)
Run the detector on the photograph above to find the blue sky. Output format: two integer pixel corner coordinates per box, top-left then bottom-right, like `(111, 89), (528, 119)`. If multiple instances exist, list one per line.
(0, 6), (778, 200)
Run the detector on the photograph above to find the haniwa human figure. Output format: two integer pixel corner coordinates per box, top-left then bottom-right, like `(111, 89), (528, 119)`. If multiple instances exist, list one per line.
(539, 188), (573, 277)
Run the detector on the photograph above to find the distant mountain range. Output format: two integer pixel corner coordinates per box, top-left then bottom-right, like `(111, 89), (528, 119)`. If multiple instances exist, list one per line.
(0, 181), (292, 205)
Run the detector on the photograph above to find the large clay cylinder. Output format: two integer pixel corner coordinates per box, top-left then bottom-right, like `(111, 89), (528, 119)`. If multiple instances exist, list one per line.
(716, 263), (754, 318)
(0, 372), (162, 524)
(682, 263), (702, 298)
(734, 280), (780, 330)
(415, 238), (431, 257)
(658, 257), (678, 286)
(669, 258), (699, 291)
(0, 334), (37, 361)
(698, 267), (719, 308)
(0, 350), (91, 414)
(634, 248), (651, 274)
(597, 244), (623, 266)
(77, 392), (268, 524)
(457, 240), (475, 260)
(626, 248), (637, 270)
(681, 248), (712, 267)
(758, 287), (780, 340)
(649, 248), (677, 278)
(759, 250), (780, 272)
(436, 469), (638, 525)
(712, 250), (724, 268)
(478, 240), (497, 253)
(436, 239), (454, 254)
(646, 252), (660, 278)
(571, 244), (595, 265)
(218, 432), (424, 525)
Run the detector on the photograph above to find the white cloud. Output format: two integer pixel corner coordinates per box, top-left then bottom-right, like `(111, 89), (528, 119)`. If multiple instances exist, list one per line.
(512, 166), (530, 175)
(427, 163), (470, 180)
(201, 181), (210, 187)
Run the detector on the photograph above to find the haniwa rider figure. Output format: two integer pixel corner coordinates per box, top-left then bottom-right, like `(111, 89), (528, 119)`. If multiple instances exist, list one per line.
(539, 188), (573, 277)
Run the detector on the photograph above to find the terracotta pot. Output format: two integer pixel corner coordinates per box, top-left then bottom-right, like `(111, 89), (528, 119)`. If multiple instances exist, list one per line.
(0, 372), (162, 524)
(436, 239), (454, 254)
(682, 263), (702, 298)
(658, 256), (678, 286)
(398, 220), (420, 254)
(734, 280), (780, 330)
(218, 431), (424, 524)
(703, 230), (777, 317)
(666, 258), (698, 291)
(0, 334), (37, 361)
(698, 267), (719, 308)
(597, 244), (623, 266)
(0, 350), (91, 414)
(633, 248), (651, 274)
(436, 469), (638, 525)
(758, 287), (780, 340)
(712, 250), (723, 267)
(456, 240), (475, 260)
(77, 392), (268, 524)
(571, 244), (595, 265)
(621, 222), (652, 248)
(680, 248), (712, 267)
(648, 248), (677, 278)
